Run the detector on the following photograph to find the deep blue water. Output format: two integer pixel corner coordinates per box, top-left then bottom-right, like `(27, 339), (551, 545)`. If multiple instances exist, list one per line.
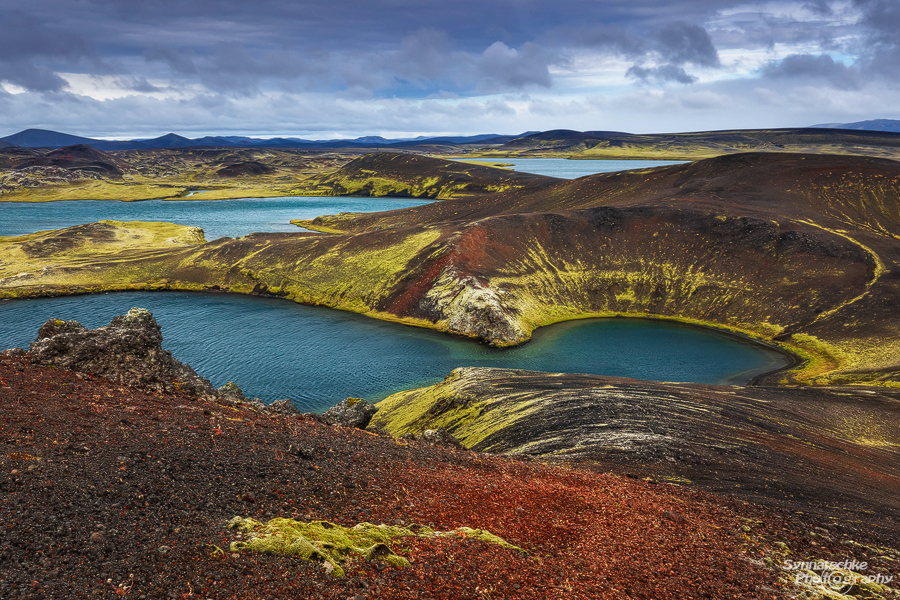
(0, 292), (790, 412)
(0, 196), (434, 240)
(461, 158), (687, 179)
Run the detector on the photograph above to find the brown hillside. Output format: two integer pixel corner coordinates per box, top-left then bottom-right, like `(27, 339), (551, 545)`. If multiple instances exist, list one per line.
(14, 144), (130, 178)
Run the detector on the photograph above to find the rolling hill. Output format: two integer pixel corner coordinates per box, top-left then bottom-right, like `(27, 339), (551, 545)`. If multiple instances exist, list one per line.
(810, 118), (900, 132)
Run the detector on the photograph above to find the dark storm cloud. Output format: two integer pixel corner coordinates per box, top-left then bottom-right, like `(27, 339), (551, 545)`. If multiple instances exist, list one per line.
(854, 0), (900, 78)
(803, 0), (834, 16)
(627, 64), (697, 84)
(472, 42), (555, 90)
(762, 54), (861, 89)
(143, 23), (557, 96)
(2, 0), (899, 137)
(656, 21), (720, 67)
(0, 0), (742, 98)
(566, 24), (648, 56)
(143, 47), (199, 76)
(623, 21), (719, 86)
(0, 9), (94, 91)
(120, 77), (162, 93)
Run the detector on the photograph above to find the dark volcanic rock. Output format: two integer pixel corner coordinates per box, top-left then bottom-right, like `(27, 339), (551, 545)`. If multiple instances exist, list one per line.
(324, 397), (378, 428)
(216, 381), (274, 411)
(269, 398), (301, 414)
(217, 380), (246, 401)
(15, 144), (128, 178)
(419, 428), (463, 448)
(35, 318), (84, 340)
(371, 367), (900, 536)
(27, 307), (216, 398)
(406, 428), (464, 449)
(215, 161), (276, 177)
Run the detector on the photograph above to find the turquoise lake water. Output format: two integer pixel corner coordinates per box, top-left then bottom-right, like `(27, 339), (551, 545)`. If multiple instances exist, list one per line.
(461, 158), (687, 179)
(0, 292), (790, 412)
(0, 159), (686, 239)
(0, 196), (433, 240)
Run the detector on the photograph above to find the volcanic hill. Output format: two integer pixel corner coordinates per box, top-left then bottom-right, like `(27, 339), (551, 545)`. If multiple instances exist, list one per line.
(14, 144), (129, 178)
(4, 151), (896, 385)
(3, 150), (900, 598)
(476, 127), (900, 160)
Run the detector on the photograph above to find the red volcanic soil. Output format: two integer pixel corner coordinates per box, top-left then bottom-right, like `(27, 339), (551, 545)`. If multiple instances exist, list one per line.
(2, 359), (895, 599)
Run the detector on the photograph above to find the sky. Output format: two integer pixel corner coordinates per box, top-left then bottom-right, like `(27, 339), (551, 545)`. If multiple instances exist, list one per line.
(1, 0), (898, 139)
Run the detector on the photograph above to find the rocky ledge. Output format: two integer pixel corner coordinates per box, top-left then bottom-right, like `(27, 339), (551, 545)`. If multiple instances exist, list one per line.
(1, 307), (364, 417)
(3, 308), (217, 399)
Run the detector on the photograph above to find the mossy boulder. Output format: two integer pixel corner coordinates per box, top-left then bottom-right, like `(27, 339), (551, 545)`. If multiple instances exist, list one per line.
(216, 381), (245, 401)
(228, 517), (413, 577)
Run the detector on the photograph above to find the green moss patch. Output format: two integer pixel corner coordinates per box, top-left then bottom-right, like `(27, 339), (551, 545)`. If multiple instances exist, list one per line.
(227, 517), (523, 577)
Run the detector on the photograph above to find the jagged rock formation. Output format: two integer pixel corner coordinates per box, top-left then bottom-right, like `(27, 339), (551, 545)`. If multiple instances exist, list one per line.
(25, 308), (216, 398)
(268, 399), (301, 414)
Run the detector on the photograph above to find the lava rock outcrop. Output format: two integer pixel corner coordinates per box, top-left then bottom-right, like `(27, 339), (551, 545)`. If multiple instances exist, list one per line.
(323, 397), (378, 428)
(25, 307), (216, 398)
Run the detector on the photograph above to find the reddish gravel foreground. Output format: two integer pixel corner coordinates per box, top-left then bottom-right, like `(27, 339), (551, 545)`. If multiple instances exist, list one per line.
(1, 358), (895, 599)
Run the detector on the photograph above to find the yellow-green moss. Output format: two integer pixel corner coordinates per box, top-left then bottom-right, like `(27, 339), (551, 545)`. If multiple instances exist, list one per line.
(290, 219), (346, 234)
(227, 517), (523, 577)
(371, 368), (542, 448)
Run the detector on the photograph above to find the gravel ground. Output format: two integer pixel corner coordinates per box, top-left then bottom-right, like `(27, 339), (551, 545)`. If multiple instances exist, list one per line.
(1, 357), (897, 599)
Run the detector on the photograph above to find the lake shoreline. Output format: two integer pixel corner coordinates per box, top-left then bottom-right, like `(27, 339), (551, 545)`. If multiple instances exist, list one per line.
(2, 287), (798, 408)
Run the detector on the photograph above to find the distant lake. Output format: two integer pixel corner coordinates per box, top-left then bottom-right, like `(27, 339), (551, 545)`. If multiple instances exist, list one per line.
(461, 158), (687, 179)
(0, 292), (791, 412)
(0, 160), (688, 239)
(0, 196), (434, 240)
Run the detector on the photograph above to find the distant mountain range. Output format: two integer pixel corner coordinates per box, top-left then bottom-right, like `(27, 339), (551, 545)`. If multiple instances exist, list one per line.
(0, 129), (525, 151)
(809, 119), (900, 133)
(3, 123), (899, 153)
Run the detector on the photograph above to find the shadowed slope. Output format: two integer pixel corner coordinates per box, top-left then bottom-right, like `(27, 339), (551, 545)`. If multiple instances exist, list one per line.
(370, 367), (900, 538)
(304, 153), (900, 236)
(290, 152), (557, 200)
(14, 144), (130, 178)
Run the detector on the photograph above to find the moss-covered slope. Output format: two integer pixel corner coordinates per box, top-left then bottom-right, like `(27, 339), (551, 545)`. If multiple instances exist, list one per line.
(475, 127), (900, 160)
(288, 152), (556, 200)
